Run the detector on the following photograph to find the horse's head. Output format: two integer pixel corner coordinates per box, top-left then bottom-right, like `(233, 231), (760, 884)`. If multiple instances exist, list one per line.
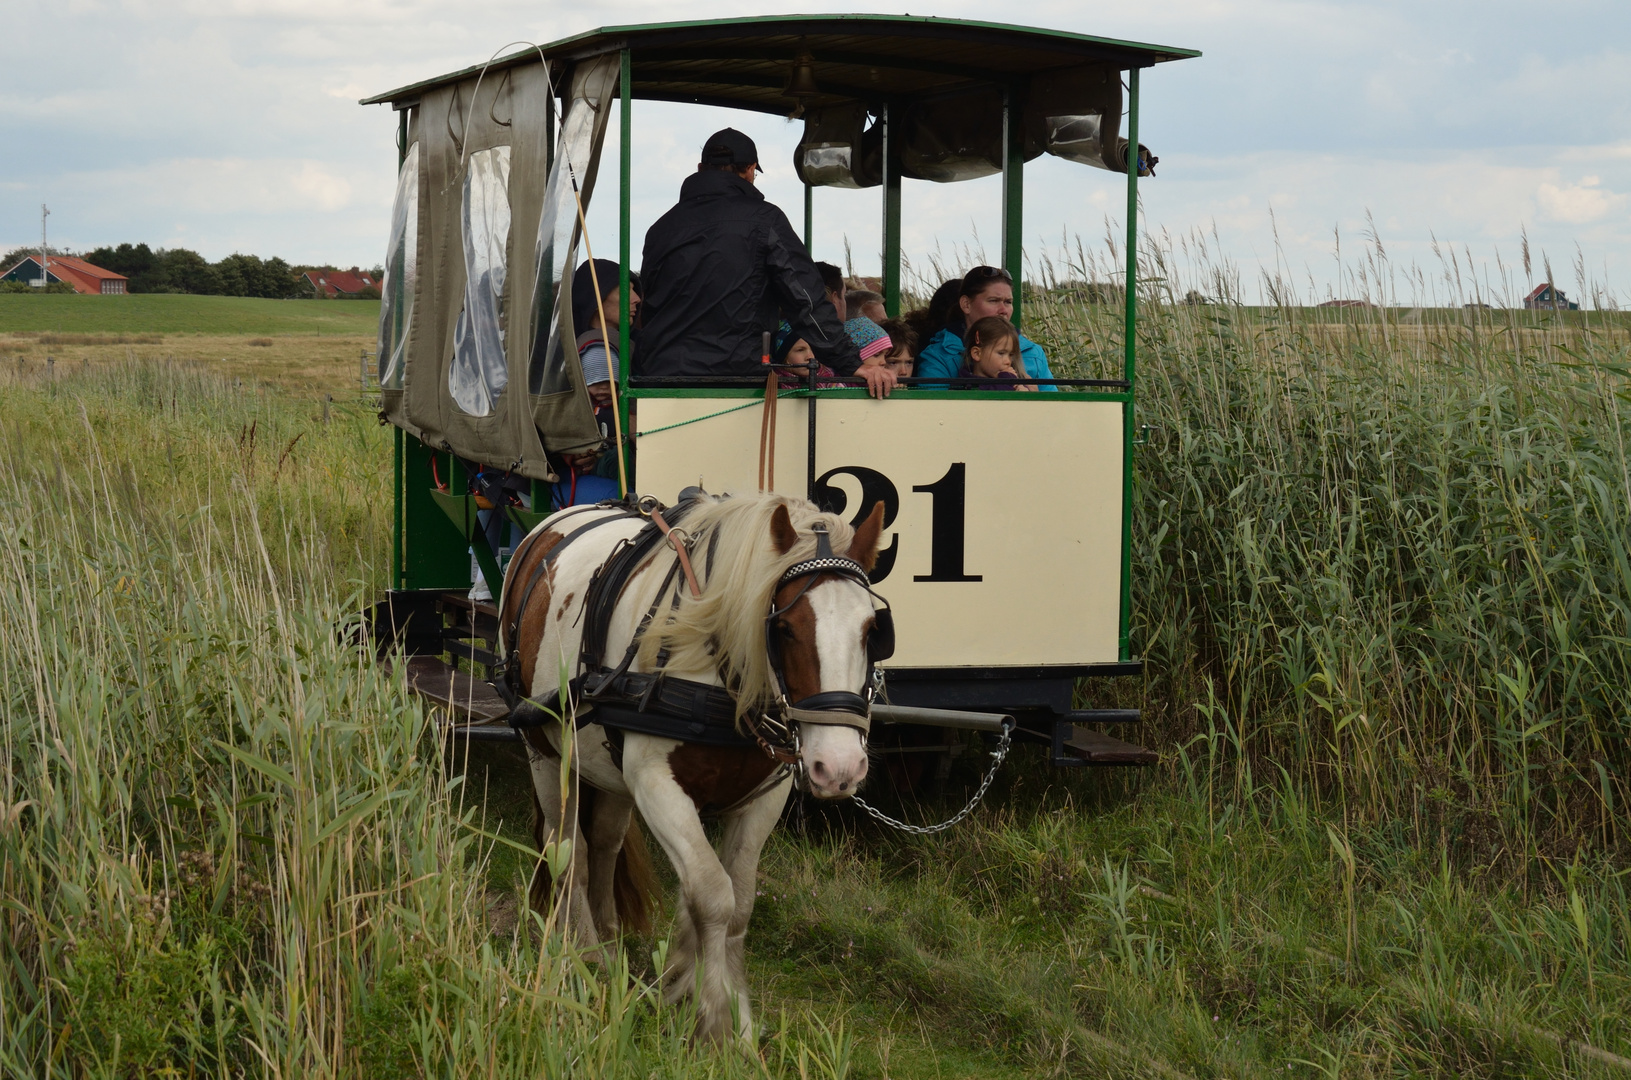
(766, 502), (891, 800)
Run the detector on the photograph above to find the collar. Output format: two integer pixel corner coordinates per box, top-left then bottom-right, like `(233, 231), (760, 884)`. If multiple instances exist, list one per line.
(679, 169), (765, 203)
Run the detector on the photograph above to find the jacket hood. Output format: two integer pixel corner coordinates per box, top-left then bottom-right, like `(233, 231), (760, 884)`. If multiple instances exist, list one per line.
(678, 168), (765, 203)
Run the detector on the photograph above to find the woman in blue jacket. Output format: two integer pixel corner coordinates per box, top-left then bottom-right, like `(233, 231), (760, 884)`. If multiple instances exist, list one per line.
(914, 266), (1057, 391)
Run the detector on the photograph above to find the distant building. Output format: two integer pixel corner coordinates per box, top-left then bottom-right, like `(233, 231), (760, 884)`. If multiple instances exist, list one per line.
(1, 254), (129, 294)
(1317, 299), (1377, 309)
(302, 267), (378, 298)
(1523, 283), (1578, 311)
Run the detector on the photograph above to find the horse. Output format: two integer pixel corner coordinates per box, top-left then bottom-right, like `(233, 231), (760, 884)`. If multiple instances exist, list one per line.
(497, 490), (889, 1043)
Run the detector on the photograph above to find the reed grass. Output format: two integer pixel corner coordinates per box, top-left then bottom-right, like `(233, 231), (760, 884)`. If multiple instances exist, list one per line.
(7, 216), (1631, 1076)
(0, 360), (851, 1078)
(1024, 227), (1631, 865)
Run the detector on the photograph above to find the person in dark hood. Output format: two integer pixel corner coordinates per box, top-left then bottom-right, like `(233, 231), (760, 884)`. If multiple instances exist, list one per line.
(634, 128), (895, 399)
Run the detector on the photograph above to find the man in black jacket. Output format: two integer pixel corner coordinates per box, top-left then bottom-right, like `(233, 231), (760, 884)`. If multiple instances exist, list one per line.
(635, 128), (896, 398)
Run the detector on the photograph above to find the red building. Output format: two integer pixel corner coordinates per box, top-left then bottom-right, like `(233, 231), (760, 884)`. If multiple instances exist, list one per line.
(302, 267), (378, 298)
(1, 254), (129, 294)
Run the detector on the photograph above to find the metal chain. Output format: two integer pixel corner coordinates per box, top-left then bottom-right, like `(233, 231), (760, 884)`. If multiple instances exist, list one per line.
(850, 722), (1013, 835)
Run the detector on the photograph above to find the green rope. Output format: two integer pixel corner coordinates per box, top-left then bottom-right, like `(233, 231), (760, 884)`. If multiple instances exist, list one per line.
(634, 388), (811, 438)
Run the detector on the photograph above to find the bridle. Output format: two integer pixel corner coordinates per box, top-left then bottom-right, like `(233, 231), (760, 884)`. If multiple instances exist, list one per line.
(748, 521), (894, 763)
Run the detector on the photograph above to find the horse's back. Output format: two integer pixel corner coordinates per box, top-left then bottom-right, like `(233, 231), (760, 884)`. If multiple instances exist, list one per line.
(501, 506), (646, 697)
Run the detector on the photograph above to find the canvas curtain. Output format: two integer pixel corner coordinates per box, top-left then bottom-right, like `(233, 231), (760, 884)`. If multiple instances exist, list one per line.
(385, 58), (602, 480)
(527, 53), (618, 453)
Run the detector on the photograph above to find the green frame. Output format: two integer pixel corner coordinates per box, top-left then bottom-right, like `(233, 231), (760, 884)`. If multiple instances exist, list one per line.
(380, 18), (1182, 656)
(615, 55), (1148, 663)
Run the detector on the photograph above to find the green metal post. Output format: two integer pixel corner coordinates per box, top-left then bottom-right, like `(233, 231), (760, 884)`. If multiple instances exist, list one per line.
(1001, 86), (1024, 329)
(881, 102), (902, 317)
(393, 106), (409, 589)
(393, 428), (404, 587)
(1118, 66), (1141, 663)
(618, 50), (632, 399)
(804, 183), (813, 253)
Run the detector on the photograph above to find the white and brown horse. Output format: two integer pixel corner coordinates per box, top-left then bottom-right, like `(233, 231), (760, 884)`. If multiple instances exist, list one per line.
(498, 491), (887, 1043)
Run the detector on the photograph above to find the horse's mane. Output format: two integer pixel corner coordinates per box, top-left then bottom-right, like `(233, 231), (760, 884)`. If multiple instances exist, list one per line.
(636, 491), (854, 718)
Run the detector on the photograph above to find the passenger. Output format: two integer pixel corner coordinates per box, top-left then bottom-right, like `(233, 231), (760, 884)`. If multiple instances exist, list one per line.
(814, 261), (848, 323)
(877, 319), (917, 378)
(957, 316), (1033, 391)
(915, 266), (1058, 392)
(844, 315), (894, 369)
(773, 321), (841, 387)
(846, 288), (887, 324)
(546, 448), (620, 509)
(572, 258), (640, 410)
(636, 133), (895, 398)
(900, 278), (960, 360)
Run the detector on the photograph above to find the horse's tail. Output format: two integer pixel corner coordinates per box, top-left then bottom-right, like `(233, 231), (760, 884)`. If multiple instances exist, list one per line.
(614, 815), (660, 936)
(525, 782), (660, 937)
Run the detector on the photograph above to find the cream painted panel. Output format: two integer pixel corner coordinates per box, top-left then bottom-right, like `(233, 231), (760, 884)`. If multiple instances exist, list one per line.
(634, 395), (1123, 669)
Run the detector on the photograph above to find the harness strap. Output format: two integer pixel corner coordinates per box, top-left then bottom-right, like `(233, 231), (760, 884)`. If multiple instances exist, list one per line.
(650, 507), (702, 599)
(783, 704), (870, 735)
(758, 368), (778, 491)
(502, 503), (631, 682)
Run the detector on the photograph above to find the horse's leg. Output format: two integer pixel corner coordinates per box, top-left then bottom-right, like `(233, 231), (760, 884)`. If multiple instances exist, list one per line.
(715, 778), (793, 1038)
(525, 743), (601, 949)
(622, 737), (740, 1044)
(586, 789), (635, 940)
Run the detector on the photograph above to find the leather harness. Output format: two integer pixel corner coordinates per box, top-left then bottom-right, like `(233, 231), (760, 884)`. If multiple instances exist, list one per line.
(495, 492), (893, 768)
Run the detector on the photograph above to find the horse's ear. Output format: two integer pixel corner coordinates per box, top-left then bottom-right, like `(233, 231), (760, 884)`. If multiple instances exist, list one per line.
(847, 502), (886, 572)
(770, 504), (798, 555)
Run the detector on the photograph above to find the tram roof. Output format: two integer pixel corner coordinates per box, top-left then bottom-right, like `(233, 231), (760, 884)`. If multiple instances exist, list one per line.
(360, 15), (1200, 113)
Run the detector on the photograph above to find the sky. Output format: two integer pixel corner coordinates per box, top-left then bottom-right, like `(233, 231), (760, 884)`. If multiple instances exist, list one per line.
(3, 0), (1627, 306)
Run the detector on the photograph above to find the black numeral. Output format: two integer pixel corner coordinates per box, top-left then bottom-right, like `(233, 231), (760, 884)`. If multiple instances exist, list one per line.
(913, 463), (981, 582)
(813, 465), (899, 582)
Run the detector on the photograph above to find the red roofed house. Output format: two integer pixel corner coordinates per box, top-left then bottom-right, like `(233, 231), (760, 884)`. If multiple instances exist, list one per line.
(1523, 283), (1579, 311)
(303, 267), (378, 298)
(1, 254), (129, 294)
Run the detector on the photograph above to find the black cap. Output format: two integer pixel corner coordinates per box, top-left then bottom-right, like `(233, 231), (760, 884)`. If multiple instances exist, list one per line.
(699, 127), (761, 171)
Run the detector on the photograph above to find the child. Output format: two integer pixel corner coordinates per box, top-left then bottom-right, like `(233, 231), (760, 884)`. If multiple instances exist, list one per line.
(958, 316), (1034, 391)
(773, 321), (842, 387)
(878, 318), (917, 378)
(844, 316), (894, 368)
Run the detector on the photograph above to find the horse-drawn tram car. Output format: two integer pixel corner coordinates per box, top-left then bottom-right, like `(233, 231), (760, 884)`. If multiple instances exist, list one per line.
(361, 16), (1200, 786)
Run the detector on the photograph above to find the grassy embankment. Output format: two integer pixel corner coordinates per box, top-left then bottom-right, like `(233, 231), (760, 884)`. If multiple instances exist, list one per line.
(5, 263), (1631, 1077)
(0, 293), (379, 393)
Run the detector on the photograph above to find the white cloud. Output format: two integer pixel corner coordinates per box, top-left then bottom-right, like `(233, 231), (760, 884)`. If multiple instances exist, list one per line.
(2, 0), (1629, 294)
(1537, 176), (1623, 224)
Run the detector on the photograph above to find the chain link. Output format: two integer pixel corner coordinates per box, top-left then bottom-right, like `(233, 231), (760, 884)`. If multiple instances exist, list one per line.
(850, 722), (1012, 835)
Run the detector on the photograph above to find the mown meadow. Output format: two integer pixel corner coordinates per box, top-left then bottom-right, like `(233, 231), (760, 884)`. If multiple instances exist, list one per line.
(4, 247), (1631, 1077)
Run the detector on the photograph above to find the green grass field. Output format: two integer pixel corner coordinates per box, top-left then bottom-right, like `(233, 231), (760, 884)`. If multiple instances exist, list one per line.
(0, 293), (379, 335)
(4, 252), (1631, 1077)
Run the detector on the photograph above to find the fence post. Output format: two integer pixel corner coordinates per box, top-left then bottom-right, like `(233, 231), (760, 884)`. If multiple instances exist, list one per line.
(323, 395), (331, 426)
(360, 349), (367, 390)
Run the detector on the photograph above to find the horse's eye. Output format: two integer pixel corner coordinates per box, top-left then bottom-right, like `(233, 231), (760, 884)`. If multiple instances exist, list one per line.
(776, 621), (795, 638)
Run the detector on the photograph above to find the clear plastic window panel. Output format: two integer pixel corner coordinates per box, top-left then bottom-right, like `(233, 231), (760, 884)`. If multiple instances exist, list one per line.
(1045, 113), (1109, 169)
(800, 145), (858, 188)
(377, 141), (419, 390)
(527, 113), (602, 396)
(449, 145), (512, 417)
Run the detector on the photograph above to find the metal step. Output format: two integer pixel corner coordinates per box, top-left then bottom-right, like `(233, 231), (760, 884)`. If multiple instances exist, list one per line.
(404, 655), (517, 739)
(1052, 723), (1156, 767)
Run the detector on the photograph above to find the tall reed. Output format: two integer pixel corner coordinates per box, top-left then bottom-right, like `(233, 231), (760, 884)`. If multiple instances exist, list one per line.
(1028, 227), (1631, 861)
(0, 360), (850, 1077)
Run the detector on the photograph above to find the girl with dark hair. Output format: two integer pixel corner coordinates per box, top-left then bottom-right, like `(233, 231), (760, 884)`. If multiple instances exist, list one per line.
(912, 266), (1057, 391)
(957, 316), (1032, 391)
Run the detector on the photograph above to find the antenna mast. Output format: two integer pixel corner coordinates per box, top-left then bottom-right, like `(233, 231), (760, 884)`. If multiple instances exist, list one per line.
(39, 204), (50, 288)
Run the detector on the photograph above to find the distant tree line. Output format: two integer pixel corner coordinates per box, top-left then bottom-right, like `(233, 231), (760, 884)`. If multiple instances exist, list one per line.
(81, 244), (305, 298)
(1, 243), (384, 299)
